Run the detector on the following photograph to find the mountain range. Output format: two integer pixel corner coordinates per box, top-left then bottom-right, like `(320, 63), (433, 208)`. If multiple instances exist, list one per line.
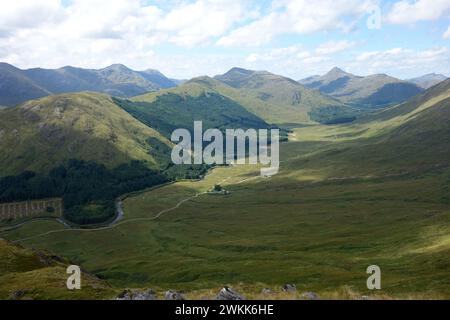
(407, 73), (448, 89)
(0, 63), (177, 106)
(299, 67), (426, 109)
(132, 68), (353, 126)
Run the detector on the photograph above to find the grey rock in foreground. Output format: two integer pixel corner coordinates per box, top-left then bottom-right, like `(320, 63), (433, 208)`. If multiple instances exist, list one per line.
(165, 290), (186, 300)
(261, 288), (273, 295)
(216, 287), (245, 300)
(282, 284), (297, 293)
(116, 289), (157, 300)
(9, 289), (28, 300)
(302, 291), (319, 300)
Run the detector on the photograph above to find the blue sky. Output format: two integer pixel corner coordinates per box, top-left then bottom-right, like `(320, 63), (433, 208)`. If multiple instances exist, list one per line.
(0, 0), (449, 79)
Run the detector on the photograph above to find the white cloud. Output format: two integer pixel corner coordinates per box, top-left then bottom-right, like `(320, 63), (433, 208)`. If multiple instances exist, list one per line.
(0, 0), (64, 31)
(315, 40), (357, 55)
(244, 41), (359, 78)
(352, 47), (450, 77)
(444, 25), (450, 39)
(387, 0), (450, 24)
(243, 44), (450, 80)
(218, 0), (375, 47)
(0, 0), (252, 76)
(157, 0), (250, 46)
(246, 45), (309, 62)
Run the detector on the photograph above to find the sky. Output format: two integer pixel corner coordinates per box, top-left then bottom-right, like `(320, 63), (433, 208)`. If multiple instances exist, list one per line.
(0, 0), (449, 80)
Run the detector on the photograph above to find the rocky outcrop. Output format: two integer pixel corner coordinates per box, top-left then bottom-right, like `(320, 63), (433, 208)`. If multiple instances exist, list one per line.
(164, 290), (185, 300)
(282, 284), (297, 293)
(9, 289), (28, 300)
(301, 291), (319, 300)
(261, 288), (273, 295)
(216, 287), (245, 300)
(116, 289), (157, 300)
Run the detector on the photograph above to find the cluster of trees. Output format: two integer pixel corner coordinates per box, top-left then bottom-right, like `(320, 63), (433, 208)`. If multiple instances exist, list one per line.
(0, 159), (210, 225)
(308, 106), (357, 125)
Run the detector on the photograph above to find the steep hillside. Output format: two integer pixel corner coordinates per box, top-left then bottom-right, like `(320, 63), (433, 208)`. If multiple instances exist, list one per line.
(0, 92), (177, 224)
(0, 63), (177, 106)
(0, 92), (171, 175)
(299, 67), (424, 109)
(125, 79), (270, 138)
(0, 63), (51, 106)
(138, 69), (179, 88)
(295, 78), (450, 175)
(214, 68), (353, 125)
(408, 73), (447, 89)
(0, 239), (114, 299)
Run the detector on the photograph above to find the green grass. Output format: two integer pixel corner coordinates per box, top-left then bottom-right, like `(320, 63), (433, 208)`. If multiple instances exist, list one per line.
(1, 80), (450, 299)
(0, 92), (171, 176)
(2, 133), (449, 298)
(116, 91), (269, 139)
(0, 239), (115, 300)
(134, 75), (351, 125)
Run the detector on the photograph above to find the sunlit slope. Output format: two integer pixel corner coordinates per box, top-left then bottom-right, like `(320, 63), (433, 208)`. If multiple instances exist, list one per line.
(135, 72), (352, 125)
(127, 79), (270, 138)
(215, 68), (352, 124)
(0, 238), (113, 299)
(0, 92), (171, 176)
(293, 78), (450, 175)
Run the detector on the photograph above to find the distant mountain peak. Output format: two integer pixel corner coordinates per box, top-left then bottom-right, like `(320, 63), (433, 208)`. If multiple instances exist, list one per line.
(325, 67), (353, 77)
(408, 73), (448, 89)
(102, 64), (132, 72)
(225, 67), (255, 75)
(141, 69), (164, 75)
(299, 67), (424, 109)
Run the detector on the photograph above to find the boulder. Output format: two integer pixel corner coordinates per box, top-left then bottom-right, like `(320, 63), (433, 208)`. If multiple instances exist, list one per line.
(302, 291), (319, 300)
(164, 290), (185, 300)
(9, 289), (27, 300)
(261, 288), (273, 295)
(216, 287), (245, 300)
(116, 289), (157, 300)
(282, 284), (297, 293)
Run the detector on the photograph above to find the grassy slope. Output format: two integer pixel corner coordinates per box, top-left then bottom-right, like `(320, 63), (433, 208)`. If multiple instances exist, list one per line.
(215, 69), (351, 124)
(118, 87), (269, 139)
(0, 92), (171, 176)
(134, 74), (348, 125)
(292, 78), (450, 176)
(0, 239), (114, 299)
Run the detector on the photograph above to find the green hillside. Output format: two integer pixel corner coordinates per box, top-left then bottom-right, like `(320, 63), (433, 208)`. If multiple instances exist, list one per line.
(120, 91), (270, 139)
(0, 92), (178, 224)
(0, 239), (114, 299)
(0, 92), (170, 176)
(135, 71), (354, 125)
(292, 78), (450, 176)
(214, 68), (354, 125)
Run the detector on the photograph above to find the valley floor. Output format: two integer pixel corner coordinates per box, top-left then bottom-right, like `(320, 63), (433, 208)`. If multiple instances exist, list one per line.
(1, 124), (450, 299)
